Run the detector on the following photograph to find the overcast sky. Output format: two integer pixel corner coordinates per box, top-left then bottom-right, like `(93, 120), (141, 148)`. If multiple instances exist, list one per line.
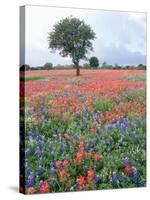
(25, 5), (146, 67)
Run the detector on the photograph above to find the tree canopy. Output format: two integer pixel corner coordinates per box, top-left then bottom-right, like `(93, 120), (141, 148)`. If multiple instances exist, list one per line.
(89, 56), (99, 68)
(48, 16), (96, 75)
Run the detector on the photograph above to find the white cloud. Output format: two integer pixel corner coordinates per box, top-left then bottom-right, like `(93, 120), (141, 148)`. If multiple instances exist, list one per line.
(24, 5), (147, 66)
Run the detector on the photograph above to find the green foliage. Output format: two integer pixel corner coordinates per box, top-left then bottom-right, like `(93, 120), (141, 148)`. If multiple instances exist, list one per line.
(93, 99), (114, 112)
(20, 76), (45, 82)
(127, 74), (146, 82)
(82, 63), (91, 69)
(137, 64), (146, 70)
(48, 16), (96, 75)
(54, 64), (75, 69)
(20, 64), (30, 71)
(44, 62), (53, 69)
(89, 56), (99, 68)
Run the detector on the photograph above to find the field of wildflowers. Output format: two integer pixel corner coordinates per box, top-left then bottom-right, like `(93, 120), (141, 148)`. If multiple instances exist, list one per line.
(20, 69), (146, 194)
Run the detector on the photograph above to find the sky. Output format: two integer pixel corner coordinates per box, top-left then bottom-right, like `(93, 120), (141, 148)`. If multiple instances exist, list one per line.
(24, 5), (147, 67)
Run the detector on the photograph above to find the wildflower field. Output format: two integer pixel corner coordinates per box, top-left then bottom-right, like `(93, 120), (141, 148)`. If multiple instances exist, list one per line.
(20, 69), (146, 194)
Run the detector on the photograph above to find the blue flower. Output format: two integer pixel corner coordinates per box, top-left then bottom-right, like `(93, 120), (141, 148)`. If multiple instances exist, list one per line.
(111, 172), (118, 186)
(35, 150), (43, 159)
(38, 166), (43, 176)
(118, 175), (126, 184)
(27, 171), (35, 187)
(50, 167), (55, 177)
(109, 137), (113, 145)
(123, 157), (129, 166)
(96, 126), (101, 134)
(50, 161), (55, 168)
(60, 143), (66, 152)
(26, 167), (32, 175)
(131, 167), (138, 183)
(140, 179), (146, 187)
(95, 175), (101, 184)
(133, 131), (138, 144)
(84, 143), (90, 152)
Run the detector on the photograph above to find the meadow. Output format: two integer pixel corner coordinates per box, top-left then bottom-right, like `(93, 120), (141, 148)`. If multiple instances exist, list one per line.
(20, 69), (146, 194)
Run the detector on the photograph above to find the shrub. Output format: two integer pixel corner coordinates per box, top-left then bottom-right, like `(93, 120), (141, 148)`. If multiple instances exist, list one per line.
(44, 62), (53, 70)
(20, 64), (30, 71)
(89, 57), (99, 68)
(137, 64), (146, 70)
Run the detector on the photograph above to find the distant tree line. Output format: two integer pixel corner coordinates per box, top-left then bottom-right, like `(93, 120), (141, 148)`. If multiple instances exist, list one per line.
(20, 63), (53, 71)
(20, 59), (146, 71)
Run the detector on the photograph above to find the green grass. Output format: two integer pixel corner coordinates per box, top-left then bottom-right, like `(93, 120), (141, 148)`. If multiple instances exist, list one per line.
(93, 99), (114, 112)
(123, 74), (146, 82)
(20, 76), (46, 81)
(20, 73), (92, 82)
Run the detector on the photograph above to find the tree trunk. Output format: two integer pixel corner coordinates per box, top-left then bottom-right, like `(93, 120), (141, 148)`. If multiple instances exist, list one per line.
(76, 64), (80, 76)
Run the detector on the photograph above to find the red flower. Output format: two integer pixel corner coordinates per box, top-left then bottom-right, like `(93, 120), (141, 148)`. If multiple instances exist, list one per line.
(87, 169), (95, 178)
(89, 127), (95, 134)
(93, 153), (103, 162)
(62, 159), (69, 168)
(123, 164), (133, 176)
(87, 169), (95, 184)
(59, 170), (70, 182)
(77, 175), (85, 185)
(40, 182), (50, 193)
(79, 139), (84, 152)
(74, 152), (83, 165)
(77, 176), (87, 190)
(27, 186), (35, 194)
(55, 160), (62, 168)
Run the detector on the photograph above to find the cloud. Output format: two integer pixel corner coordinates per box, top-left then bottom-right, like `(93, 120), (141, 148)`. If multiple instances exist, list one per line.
(25, 6), (146, 66)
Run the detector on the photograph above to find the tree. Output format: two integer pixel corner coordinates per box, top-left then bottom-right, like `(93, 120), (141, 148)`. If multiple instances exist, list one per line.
(48, 16), (96, 76)
(89, 56), (99, 68)
(137, 64), (146, 70)
(44, 62), (53, 70)
(101, 62), (107, 68)
(20, 64), (30, 71)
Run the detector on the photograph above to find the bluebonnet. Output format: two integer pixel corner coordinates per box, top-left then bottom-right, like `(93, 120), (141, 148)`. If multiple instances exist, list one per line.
(95, 175), (101, 184)
(36, 127), (41, 142)
(111, 172), (118, 186)
(130, 123), (136, 131)
(133, 131), (138, 144)
(38, 158), (43, 165)
(38, 139), (45, 149)
(140, 179), (146, 187)
(27, 171), (35, 187)
(38, 165), (43, 176)
(36, 127), (40, 136)
(26, 167), (32, 175)
(60, 143), (66, 152)
(118, 175), (126, 184)
(123, 157), (129, 166)
(35, 150), (43, 159)
(50, 161), (55, 168)
(109, 137), (113, 145)
(50, 167), (55, 177)
(131, 168), (138, 183)
(96, 126), (101, 134)
(84, 143), (90, 152)
(25, 149), (30, 157)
